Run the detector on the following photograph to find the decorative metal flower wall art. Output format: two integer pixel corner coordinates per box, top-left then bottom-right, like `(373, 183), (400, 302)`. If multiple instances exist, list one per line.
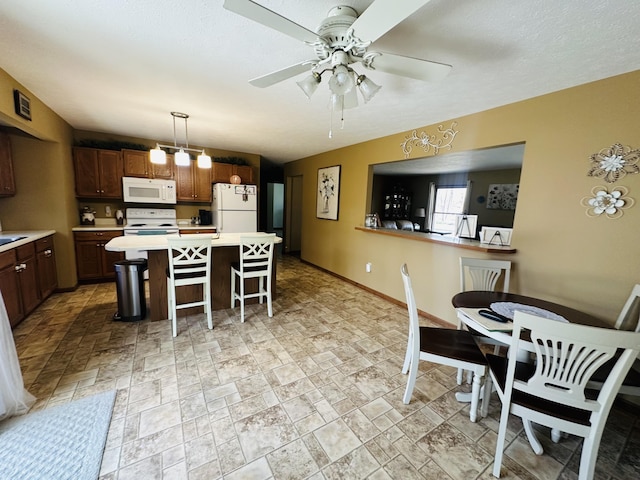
(401, 122), (458, 158)
(581, 186), (634, 219)
(587, 143), (639, 183)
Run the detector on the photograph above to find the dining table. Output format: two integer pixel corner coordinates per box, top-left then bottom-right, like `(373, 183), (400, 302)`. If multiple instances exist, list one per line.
(452, 290), (611, 449)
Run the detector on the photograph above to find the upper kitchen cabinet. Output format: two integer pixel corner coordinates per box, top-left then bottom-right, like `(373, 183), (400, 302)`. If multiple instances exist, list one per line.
(175, 162), (212, 203)
(122, 148), (174, 179)
(73, 147), (123, 198)
(0, 132), (16, 197)
(211, 163), (253, 184)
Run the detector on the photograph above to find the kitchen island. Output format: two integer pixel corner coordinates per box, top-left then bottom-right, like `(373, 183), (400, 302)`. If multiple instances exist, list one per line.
(105, 233), (282, 322)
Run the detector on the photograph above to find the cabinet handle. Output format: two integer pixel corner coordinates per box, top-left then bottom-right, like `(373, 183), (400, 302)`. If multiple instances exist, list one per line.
(45, 249), (52, 256)
(14, 265), (22, 272)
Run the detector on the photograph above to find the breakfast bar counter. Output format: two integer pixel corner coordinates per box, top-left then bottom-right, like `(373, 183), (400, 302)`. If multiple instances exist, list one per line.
(105, 233), (282, 321)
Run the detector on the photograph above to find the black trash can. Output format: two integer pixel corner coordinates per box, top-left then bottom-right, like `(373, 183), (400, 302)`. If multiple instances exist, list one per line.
(113, 259), (148, 321)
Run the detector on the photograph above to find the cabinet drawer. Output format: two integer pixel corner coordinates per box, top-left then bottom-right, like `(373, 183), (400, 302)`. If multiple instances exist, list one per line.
(16, 242), (35, 261)
(0, 249), (16, 270)
(36, 235), (54, 252)
(74, 231), (123, 242)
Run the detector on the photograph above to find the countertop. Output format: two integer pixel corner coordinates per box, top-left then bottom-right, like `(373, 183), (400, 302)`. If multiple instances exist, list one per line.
(105, 233), (282, 251)
(0, 230), (56, 254)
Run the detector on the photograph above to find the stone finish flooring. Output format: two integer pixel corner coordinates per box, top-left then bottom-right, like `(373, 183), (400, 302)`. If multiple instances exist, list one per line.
(12, 255), (640, 479)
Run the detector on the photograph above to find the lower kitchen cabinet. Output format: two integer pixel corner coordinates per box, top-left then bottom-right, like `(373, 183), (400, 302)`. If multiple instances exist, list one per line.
(74, 231), (125, 281)
(36, 235), (57, 298)
(0, 239), (51, 328)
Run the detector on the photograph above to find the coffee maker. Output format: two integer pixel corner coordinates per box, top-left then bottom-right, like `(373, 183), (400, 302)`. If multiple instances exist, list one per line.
(198, 209), (212, 226)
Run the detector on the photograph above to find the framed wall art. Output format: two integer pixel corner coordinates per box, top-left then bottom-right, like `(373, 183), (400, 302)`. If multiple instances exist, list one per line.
(487, 183), (519, 210)
(13, 89), (32, 121)
(317, 165), (341, 220)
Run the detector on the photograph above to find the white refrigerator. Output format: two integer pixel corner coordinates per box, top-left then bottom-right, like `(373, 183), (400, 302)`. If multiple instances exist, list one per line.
(212, 183), (257, 233)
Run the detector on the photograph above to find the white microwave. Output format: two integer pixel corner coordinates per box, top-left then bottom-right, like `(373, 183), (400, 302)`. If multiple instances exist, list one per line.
(122, 177), (176, 204)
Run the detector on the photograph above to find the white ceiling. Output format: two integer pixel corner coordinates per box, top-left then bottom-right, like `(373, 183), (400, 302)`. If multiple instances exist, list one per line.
(1, 1), (639, 164)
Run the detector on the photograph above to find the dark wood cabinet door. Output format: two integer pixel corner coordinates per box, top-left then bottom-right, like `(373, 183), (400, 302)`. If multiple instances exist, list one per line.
(37, 247), (57, 299)
(75, 241), (103, 280)
(98, 150), (123, 198)
(18, 256), (40, 315)
(235, 165), (253, 184)
(0, 132), (16, 196)
(102, 249), (125, 278)
(175, 163), (195, 201)
(212, 163), (233, 183)
(0, 266), (23, 327)
(193, 166), (212, 202)
(73, 147), (101, 197)
(122, 149), (149, 178)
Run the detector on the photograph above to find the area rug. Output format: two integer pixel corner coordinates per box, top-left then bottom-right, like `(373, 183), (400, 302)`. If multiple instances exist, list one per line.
(0, 390), (116, 480)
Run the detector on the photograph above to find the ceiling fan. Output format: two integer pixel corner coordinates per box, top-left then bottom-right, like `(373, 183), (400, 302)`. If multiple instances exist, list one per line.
(223, 0), (452, 100)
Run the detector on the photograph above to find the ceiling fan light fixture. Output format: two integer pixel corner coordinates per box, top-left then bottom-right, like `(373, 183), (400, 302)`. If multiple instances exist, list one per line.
(150, 145), (167, 165)
(329, 65), (355, 95)
(174, 148), (190, 167)
(357, 75), (381, 103)
(296, 72), (321, 99)
(197, 151), (212, 169)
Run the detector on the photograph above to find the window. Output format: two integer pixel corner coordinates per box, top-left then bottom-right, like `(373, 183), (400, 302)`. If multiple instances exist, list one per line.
(430, 186), (468, 233)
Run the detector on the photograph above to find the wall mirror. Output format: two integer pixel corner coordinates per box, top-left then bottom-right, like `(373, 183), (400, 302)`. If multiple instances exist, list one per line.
(370, 143), (525, 239)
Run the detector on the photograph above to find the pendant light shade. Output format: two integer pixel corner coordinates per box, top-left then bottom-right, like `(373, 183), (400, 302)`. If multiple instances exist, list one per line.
(150, 146), (167, 164)
(197, 151), (212, 169)
(174, 149), (190, 166)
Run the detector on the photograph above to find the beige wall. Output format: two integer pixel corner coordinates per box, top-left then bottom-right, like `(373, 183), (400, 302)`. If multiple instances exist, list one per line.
(0, 68), (77, 288)
(284, 70), (640, 327)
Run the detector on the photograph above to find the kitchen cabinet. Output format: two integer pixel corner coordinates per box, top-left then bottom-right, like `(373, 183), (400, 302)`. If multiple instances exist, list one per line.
(211, 163), (253, 184)
(36, 235), (57, 299)
(0, 242), (40, 327)
(74, 230), (125, 281)
(0, 132), (16, 197)
(122, 149), (174, 179)
(73, 147), (123, 198)
(175, 162), (212, 203)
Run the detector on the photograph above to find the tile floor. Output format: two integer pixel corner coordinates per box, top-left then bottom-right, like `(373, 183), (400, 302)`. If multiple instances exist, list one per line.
(12, 254), (640, 479)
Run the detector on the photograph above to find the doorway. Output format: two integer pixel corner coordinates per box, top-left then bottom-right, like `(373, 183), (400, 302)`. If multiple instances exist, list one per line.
(285, 175), (303, 255)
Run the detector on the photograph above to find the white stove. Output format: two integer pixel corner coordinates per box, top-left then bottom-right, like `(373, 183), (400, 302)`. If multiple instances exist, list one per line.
(123, 209), (179, 278)
(123, 208), (179, 236)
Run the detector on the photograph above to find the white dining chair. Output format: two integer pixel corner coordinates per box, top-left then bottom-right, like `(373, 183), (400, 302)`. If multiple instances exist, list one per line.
(167, 235), (213, 337)
(488, 311), (640, 480)
(401, 263), (491, 422)
(231, 234), (276, 322)
(457, 257), (512, 385)
(587, 283), (640, 397)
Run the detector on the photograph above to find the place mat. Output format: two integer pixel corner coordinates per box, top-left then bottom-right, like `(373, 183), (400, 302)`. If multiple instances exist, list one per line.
(490, 302), (568, 322)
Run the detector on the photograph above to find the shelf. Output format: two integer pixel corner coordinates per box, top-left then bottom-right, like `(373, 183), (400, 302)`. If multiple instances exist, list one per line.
(355, 226), (517, 254)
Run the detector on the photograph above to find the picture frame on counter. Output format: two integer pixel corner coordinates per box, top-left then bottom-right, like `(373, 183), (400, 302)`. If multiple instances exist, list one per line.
(480, 227), (513, 246)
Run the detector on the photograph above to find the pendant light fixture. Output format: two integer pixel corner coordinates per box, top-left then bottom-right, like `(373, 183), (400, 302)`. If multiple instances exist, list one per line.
(149, 112), (211, 168)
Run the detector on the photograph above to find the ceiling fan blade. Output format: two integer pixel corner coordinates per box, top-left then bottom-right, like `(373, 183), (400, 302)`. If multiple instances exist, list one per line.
(350, 0), (433, 43)
(249, 61), (316, 88)
(223, 0), (318, 43)
(370, 52), (452, 82)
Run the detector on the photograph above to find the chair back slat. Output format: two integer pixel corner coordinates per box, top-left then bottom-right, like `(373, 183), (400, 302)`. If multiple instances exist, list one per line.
(511, 311), (640, 412)
(460, 257), (511, 292)
(168, 235), (212, 284)
(614, 284), (640, 332)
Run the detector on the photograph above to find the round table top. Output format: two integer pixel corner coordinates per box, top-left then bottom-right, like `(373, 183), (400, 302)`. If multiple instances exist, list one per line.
(452, 291), (608, 328)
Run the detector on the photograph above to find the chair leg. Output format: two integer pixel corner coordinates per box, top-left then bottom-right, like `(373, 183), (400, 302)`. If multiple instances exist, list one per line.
(266, 276), (273, 317)
(456, 318), (466, 385)
(578, 437), (599, 480)
(240, 277), (245, 322)
(403, 353), (418, 404)
(480, 372), (492, 417)
(469, 372), (483, 422)
(402, 329), (412, 375)
(204, 284), (213, 330)
(523, 419), (544, 455)
(492, 399), (511, 478)
(230, 270), (236, 308)
(259, 276), (264, 305)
